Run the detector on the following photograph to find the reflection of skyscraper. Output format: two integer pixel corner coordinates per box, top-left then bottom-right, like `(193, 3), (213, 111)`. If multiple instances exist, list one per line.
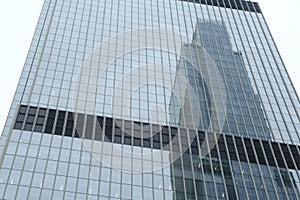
(0, 0), (300, 199)
(170, 20), (298, 199)
(171, 21), (271, 139)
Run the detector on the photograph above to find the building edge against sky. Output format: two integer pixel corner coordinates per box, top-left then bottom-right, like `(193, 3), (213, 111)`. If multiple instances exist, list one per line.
(0, 0), (300, 199)
(0, 0), (299, 135)
(1, 1), (299, 137)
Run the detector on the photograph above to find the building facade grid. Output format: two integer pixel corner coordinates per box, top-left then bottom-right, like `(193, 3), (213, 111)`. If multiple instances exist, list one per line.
(0, 0), (299, 199)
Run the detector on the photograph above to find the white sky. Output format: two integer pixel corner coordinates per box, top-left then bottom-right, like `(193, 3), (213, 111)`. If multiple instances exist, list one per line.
(0, 0), (299, 133)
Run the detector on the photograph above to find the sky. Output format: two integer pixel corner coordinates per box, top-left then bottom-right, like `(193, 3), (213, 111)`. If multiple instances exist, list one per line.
(0, 0), (299, 134)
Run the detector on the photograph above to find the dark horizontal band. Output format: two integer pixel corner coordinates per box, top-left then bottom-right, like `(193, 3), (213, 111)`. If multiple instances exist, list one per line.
(181, 0), (261, 13)
(14, 104), (300, 170)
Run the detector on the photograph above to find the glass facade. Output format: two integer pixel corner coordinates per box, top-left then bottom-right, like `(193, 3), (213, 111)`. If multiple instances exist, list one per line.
(0, 0), (299, 199)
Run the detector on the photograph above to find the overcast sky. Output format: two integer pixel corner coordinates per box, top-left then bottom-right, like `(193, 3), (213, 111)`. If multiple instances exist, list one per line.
(0, 0), (299, 133)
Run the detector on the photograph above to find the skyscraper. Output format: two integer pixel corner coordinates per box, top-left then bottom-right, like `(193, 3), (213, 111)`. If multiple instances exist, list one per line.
(0, 0), (299, 199)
